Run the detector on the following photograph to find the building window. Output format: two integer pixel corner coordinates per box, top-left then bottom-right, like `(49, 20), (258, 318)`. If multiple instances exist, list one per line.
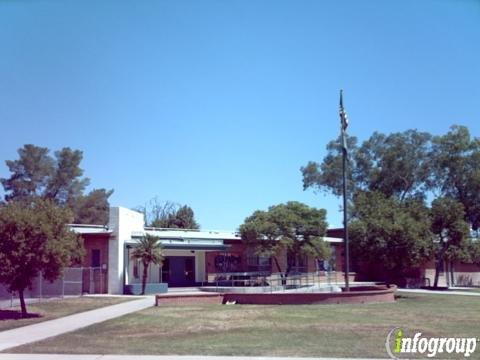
(318, 248), (336, 271)
(214, 253), (242, 272)
(91, 249), (101, 268)
(246, 249), (272, 272)
(287, 253), (307, 273)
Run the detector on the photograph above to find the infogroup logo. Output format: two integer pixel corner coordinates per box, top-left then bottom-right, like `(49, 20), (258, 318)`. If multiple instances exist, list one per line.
(385, 327), (478, 359)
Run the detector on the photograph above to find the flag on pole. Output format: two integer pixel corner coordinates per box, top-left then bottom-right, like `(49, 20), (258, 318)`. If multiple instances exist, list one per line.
(339, 90), (349, 153)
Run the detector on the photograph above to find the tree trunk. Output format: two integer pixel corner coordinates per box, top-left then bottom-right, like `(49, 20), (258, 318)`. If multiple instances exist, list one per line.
(433, 259), (443, 288)
(272, 256), (282, 273)
(434, 242), (448, 288)
(18, 289), (27, 317)
(450, 261), (455, 287)
(141, 262), (149, 295)
(272, 256), (287, 285)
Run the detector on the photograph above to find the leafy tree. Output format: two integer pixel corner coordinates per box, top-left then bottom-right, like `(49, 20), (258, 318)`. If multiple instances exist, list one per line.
(130, 234), (164, 295)
(431, 125), (480, 230)
(72, 189), (114, 225)
(430, 197), (470, 287)
(139, 198), (200, 229)
(0, 199), (84, 316)
(357, 130), (432, 200)
(1, 144), (113, 225)
(44, 148), (89, 203)
(302, 126), (480, 283)
(239, 201), (331, 281)
(349, 191), (433, 283)
(301, 135), (359, 199)
(1, 145), (54, 201)
(170, 205), (200, 229)
(301, 130), (433, 202)
(468, 239), (480, 265)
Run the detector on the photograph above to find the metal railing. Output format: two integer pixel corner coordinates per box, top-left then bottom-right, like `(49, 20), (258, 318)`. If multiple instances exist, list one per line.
(211, 271), (341, 292)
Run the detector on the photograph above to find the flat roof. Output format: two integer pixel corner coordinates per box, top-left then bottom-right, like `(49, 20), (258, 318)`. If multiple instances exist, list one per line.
(68, 224), (112, 235)
(69, 223), (344, 244)
(144, 228), (239, 240)
(143, 228), (342, 243)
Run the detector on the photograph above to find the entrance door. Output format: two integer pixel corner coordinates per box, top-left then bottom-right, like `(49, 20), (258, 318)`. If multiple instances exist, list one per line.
(167, 256), (196, 286)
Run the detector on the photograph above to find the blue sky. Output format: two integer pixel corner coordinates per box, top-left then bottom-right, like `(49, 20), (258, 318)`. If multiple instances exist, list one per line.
(0, 0), (479, 230)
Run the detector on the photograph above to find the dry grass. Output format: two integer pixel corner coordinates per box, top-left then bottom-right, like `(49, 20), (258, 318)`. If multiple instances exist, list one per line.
(0, 296), (133, 332)
(7, 292), (480, 358)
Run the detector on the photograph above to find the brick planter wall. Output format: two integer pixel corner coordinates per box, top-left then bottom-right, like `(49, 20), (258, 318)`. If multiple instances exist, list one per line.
(223, 285), (396, 305)
(155, 285), (396, 306)
(156, 293), (224, 306)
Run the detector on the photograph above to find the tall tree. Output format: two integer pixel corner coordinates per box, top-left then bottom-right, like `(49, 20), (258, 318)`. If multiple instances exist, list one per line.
(349, 191), (433, 283)
(431, 125), (480, 230)
(302, 126), (480, 283)
(72, 189), (114, 225)
(301, 135), (359, 199)
(430, 197), (470, 287)
(170, 205), (200, 229)
(130, 234), (164, 295)
(468, 240), (480, 265)
(239, 201), (331, 281)
(1, 145), (54, 201)
(140, 198), (200, 229)
(1, 144), (113, 225)
(301, 130), (433, 202)
(44, 148), (90, 203)
(0, 199), (84, 316)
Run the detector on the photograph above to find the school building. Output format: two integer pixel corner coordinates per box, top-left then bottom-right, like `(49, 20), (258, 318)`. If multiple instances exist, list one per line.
(73, 207), (348, 294)
(73, 207), (480, 294)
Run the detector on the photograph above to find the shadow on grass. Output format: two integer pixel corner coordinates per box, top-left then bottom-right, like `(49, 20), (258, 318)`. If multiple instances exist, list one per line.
(0, 310), (42, 320)
(394, 294), (423, 301)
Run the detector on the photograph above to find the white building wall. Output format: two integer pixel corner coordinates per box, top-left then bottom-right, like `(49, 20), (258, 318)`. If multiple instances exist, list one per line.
(127, 261), (160, 284)
(108, 207), (145, 294)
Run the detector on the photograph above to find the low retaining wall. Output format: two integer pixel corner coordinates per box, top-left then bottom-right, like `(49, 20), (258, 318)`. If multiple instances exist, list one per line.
(223, 285), (396, 305)
(125, 283), (168, 295)
(156, 285), (396, 306)
(156, 293), (223, 306)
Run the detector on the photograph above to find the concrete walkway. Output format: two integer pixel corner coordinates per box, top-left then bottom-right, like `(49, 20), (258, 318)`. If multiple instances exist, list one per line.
(0, 355), (383, 360)
(0, 296), (154, 351)
(397, 288), (480, 296)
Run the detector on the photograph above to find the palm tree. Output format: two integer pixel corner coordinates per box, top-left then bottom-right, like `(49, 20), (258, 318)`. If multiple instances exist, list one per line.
(130, 234), (164, 295)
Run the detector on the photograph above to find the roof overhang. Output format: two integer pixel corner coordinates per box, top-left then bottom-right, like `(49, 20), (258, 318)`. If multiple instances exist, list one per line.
(162, 243), (230, 251)
(69, 224), (112, 236)
(324, 237), (343, 244)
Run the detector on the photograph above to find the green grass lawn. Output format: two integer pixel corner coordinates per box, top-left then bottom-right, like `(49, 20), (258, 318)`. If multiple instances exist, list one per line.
(7, 293), (480, 358)
(0, 296), (133, 332)
(460, 287), (480, 293)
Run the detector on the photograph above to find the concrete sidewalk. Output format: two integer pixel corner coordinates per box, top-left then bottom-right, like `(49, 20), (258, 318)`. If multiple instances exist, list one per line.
(0, 297), (154, 352)
(397, 288), (480, 296)
(0, 355), (383, 360)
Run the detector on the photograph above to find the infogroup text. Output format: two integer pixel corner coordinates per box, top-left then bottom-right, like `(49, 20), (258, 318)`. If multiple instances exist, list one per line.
(386, 328), (478, 358)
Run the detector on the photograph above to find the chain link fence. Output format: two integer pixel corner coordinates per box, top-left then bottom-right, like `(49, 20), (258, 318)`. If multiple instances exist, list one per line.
(0, 267), (107, 309)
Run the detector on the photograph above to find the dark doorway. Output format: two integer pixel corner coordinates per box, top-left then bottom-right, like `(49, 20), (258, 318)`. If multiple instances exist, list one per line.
(165, 256), (196, 286)
(91, 249), (101, 267)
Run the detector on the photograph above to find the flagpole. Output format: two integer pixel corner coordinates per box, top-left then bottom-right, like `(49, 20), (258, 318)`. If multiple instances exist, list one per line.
(340, 90), (350, 292)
